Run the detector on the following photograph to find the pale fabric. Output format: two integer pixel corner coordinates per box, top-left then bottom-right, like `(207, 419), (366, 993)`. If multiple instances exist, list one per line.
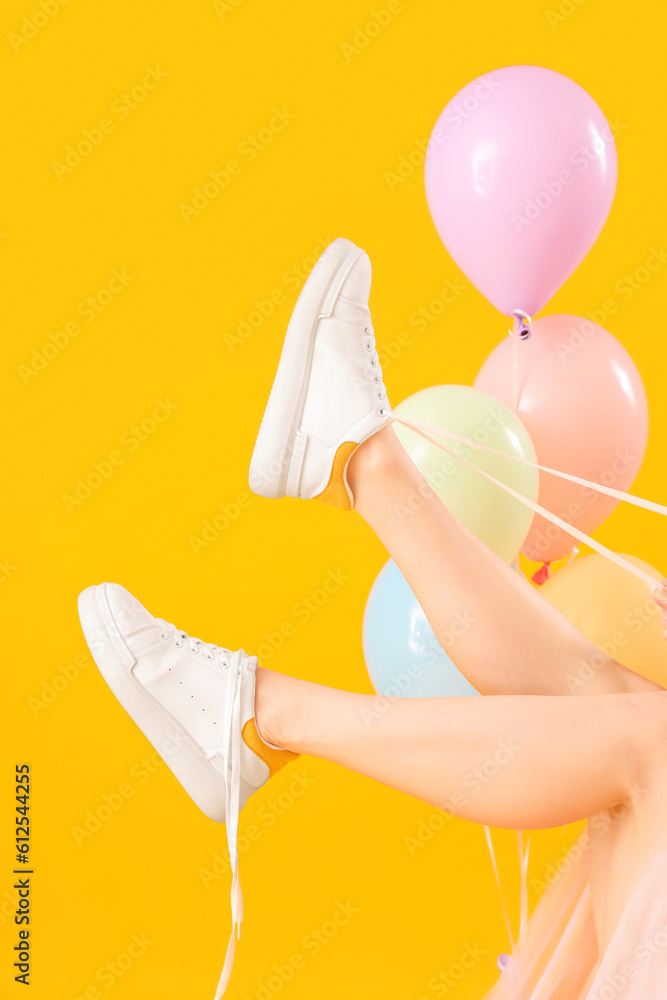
(484, 834), (667, 999)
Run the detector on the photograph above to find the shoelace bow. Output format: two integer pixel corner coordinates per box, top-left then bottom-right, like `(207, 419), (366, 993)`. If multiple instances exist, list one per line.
(160, 624), (247, 998)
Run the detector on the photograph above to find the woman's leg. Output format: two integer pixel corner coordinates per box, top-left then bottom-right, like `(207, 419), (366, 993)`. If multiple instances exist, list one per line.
(255, 667), (664, 829)
(347, 426), (660, 697)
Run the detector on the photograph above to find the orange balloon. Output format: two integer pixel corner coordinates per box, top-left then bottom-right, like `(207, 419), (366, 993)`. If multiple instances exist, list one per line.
(540, 553), (667, 688)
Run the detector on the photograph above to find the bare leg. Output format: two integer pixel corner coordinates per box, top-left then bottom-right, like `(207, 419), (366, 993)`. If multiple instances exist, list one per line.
(346, 426), (661, 697)
(254, 667), (665, 830)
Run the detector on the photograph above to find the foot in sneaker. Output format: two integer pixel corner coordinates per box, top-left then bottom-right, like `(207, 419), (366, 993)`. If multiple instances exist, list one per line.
(77, 582), (297, 997)
(249, 237), (391, 510)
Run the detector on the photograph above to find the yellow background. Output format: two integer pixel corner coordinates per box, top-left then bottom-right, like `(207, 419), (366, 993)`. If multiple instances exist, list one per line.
(2, 0), (667, 997)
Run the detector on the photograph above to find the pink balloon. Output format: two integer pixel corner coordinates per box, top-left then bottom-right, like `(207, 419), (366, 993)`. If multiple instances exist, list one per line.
(425, 66), (618, 317)
(474, 315), (648, 564)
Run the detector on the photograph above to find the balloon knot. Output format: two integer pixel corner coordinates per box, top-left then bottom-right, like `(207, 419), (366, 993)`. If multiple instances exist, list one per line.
(531, 562), (552, 586)
(509, 309), (532, 339)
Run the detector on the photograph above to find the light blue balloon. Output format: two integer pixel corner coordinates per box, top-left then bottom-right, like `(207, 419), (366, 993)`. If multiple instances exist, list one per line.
(362, 559), (479, 698)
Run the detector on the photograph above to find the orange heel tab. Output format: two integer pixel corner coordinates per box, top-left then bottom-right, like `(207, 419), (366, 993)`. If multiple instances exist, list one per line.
(314, 441), (359, 510)
(242, 718), (299, 777)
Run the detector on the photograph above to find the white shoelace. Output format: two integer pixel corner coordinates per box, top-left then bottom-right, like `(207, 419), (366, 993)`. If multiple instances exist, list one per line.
(214, 649), (248, 999)
(159, 624), (248, 996)
(363, 323), (388, 417)
(159, 622), (234, 665)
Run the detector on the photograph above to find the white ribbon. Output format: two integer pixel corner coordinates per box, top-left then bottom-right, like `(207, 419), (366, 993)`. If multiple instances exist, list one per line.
(517, 830), (530, 940)
(484, 826), (515, 951)
(214, 651), (248, 999)
(392, 413), (666, 588)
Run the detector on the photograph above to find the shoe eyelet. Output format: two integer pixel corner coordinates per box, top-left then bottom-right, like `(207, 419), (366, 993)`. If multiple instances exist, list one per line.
(374, 375), (381, 384)
(205, 652), (214, 660)
(365, 341), (373, 351)
(159, 632), (168, 641)
(369, 358), (378, 368)
(174, 639), (183, 648)
(379, 407), (387, 417)
(378, 391), (386, 400)
(189, 646), (199, 654)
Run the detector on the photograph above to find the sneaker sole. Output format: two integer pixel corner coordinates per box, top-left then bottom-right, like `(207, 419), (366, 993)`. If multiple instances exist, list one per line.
(248, 237), (364, 498)
(78, 583), (244, 823)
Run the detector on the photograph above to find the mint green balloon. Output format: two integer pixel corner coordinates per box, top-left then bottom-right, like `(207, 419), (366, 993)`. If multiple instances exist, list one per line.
(394, 385), (538, 563)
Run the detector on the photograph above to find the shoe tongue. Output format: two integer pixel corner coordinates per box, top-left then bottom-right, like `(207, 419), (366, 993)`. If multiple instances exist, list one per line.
(339, 250), (371, 309)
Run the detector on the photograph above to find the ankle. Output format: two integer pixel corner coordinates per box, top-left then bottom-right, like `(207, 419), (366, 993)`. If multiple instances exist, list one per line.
(347, 425), (402, 497)
(254, 666), (297, 752)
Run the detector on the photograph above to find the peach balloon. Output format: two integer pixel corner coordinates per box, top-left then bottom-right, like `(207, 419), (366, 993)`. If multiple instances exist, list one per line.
(539, 553), (667, 689)
(474, 315), (648, 564)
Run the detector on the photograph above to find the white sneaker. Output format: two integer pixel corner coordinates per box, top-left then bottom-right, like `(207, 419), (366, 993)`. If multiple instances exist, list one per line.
(249, 237), (391, 509)
(77, 582), (296, 998)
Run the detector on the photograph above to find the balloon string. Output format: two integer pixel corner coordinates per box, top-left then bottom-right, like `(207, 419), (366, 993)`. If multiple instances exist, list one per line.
(394, 415), (667, 517)
(484, 826), (515, 952)
(512, 335), (519, 414)
(517, 830), (530, 940)
(391, 414), (664, 589)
